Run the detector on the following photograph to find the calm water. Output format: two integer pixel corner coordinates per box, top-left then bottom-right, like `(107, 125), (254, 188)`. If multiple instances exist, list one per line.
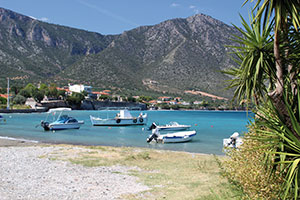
(0, 110), (251, 155)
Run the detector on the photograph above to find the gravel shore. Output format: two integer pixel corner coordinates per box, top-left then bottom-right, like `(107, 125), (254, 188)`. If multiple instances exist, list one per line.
(0, 143), (149, 200)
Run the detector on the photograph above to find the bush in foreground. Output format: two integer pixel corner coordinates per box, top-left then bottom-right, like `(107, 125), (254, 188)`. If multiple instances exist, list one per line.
(222, 130), (284, 200)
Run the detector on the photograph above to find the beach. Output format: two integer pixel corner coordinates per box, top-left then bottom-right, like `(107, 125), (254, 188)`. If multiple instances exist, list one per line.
(0, 137), (238, 200)
(0, 138), (149, 200)
(0, 137), (39, 147)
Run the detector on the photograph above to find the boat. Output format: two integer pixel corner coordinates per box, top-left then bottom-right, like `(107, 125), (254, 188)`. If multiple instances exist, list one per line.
(90, 110), (147, 126)
(0, 115), (6, 123)
(40, 108), (84, 131)
(223, 132), (243, 148)
(146, 128), (196, 143)
(148, 122), (191, 131)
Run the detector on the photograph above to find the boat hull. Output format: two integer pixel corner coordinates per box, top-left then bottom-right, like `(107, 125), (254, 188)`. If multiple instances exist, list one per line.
(156, 130), (197, 143)
(157, 126), (191, 131)
(223, 138), (243, 148)
(48, 121), (84, 131)
(90, 116), (147, 126)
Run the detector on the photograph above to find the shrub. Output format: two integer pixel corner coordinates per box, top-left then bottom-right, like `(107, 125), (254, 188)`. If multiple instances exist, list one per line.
(66, 92), (85, 107)
(0, 96), (7, 104)
(222, 130), (284, 200)
(13, 95), (26, 105)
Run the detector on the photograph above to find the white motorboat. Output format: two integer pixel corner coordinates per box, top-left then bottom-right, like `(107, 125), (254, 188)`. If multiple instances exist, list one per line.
(148, 122), (191, 131)
(41, 108), (84, 131)
(223, 132), (243, 148)
(90, 110), (147, 126)
(147, 128), (196, 143)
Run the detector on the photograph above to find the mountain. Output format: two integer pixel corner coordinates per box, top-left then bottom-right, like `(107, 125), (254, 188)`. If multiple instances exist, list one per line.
(0, 7), (239, 98)
(0, 8), (115, 82)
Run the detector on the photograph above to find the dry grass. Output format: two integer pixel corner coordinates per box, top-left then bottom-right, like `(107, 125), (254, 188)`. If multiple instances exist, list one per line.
(222, 132), (284, 200)
(43, 144), (244, 200)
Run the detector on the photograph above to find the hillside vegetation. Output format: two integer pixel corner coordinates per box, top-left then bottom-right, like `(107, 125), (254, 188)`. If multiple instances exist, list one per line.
(0, 7), (239, 98)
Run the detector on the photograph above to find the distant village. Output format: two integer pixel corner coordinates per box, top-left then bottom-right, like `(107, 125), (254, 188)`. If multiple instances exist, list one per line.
(0, 82), (243, 111)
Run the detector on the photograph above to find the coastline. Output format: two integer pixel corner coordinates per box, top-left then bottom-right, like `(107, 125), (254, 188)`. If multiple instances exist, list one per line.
(0, 136), (213, 156)
(0, 136), (40, 147)
(0, 136), (235, 199)
(0, 106), (249, 114)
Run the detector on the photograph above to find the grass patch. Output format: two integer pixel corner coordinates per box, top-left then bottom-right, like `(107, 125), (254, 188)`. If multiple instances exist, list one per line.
(43, 145), (245, 200)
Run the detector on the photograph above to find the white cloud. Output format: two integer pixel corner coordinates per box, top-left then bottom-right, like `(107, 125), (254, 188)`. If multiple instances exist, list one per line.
(39, 17), (49, 22)
(171, 3), (180, 7)
(77, 0), (138, 27)
(29, 16), (49, 22)
(189, 5), (199, 14)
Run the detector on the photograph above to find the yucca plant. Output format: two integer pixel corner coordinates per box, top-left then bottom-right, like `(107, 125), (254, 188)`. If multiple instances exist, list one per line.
(252, 86), (300, 199)
(223, 13), (275, 106)
(222, 1), (300, 199)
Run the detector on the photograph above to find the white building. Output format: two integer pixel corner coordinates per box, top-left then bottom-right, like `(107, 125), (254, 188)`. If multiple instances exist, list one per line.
(68, 84), (92, 94)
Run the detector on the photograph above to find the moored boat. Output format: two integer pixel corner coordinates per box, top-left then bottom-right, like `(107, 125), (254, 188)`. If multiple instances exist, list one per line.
(90, 110), (147, 126)
(223, 132), (243, 148)
(0, 115), (6, 123)
(148, 122), (191, 131)
(147, 128), (196, 143)
(40, 108), (84, 131)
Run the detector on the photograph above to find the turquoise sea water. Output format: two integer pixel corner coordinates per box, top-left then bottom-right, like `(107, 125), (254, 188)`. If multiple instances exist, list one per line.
(0, 110), (251, 155)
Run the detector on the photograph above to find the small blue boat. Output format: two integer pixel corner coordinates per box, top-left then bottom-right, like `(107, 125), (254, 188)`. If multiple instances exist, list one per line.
(41, 108), (84, 131)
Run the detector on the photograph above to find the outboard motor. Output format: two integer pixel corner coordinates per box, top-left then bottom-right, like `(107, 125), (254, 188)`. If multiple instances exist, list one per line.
(147, 128), (159, 143)
(148, 122), (157, 131)
(41, 120), (50, 131)
(227, 132), (239, 148)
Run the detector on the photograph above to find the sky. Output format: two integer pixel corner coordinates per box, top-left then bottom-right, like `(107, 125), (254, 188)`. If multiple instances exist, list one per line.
(0, 0), (254, 35)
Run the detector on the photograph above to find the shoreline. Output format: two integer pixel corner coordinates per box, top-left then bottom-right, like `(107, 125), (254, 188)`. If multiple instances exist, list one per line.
(0, 136), (40, 147)
(0, 108), (251, 114)
(0, 137), (215, 156)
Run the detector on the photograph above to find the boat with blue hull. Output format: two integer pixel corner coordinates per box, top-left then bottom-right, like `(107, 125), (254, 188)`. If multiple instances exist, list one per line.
(40, 108), (84, 131)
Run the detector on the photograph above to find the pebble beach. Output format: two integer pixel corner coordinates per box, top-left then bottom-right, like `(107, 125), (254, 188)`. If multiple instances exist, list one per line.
(0, 139), (149, 200)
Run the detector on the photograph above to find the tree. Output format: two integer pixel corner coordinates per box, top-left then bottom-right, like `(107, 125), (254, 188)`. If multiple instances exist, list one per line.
(243, 0), (300, 138)
(39, 83), (49, 97)
(0, 88), (6, 94)
(66, 92), (85, 107)
(98, 95), (111, 101)
(19, 83), (39, 98)
(10, 85), (22, 95)
(138, 96), (153, 102)
(224, 1), (300, 199)
(127, 96), (136, 102)
(57, 90), (66, 99)
(0, 96), (7, 104)
(19, 88), (31, 98)
(46, 83), (58, 98)
(33, 91), (44, 102)
(13, 95), (26, 105)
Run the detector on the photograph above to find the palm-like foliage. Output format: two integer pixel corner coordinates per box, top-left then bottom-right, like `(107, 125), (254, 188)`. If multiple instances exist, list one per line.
(224, 14), (274, 105)
(243, 0), (300, 102)
(223, 1), (300, 199)
(253, 87), (300, 199)
(244, 0), (300, 32)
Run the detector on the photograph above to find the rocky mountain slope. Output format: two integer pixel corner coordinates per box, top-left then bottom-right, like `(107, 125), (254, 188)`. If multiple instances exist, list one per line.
(0, 8), (114, 82)
(0, 7), (239, 97)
